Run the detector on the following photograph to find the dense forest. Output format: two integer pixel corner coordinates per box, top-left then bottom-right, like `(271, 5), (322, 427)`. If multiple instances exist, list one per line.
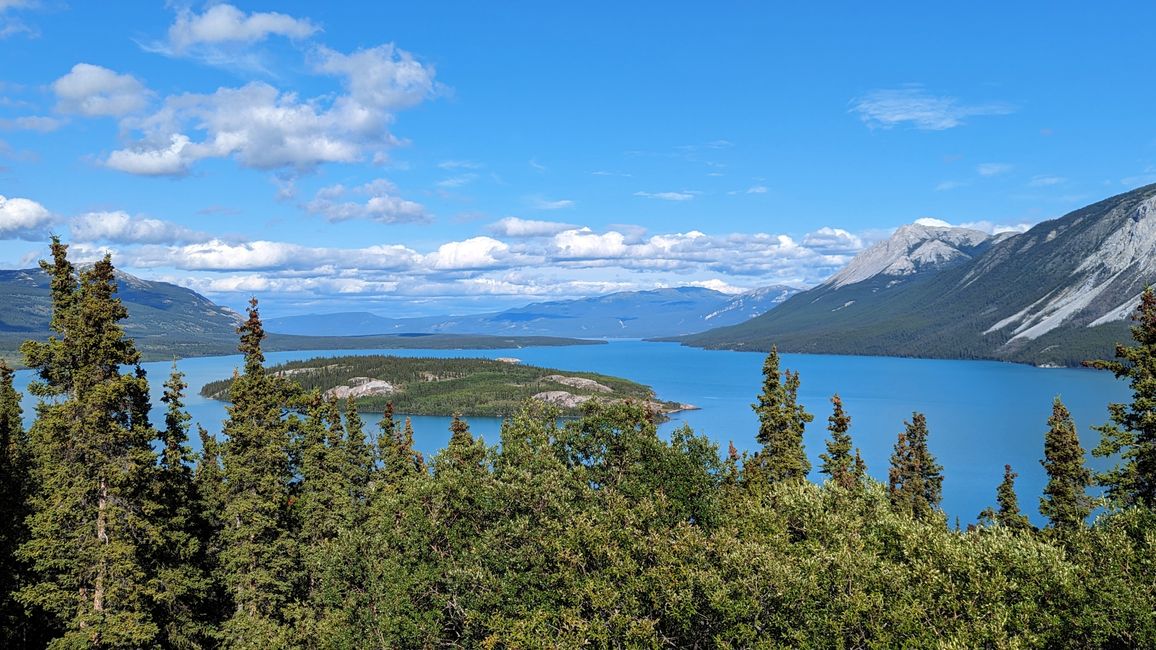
(200, 355), (680, 418)
(2, 239), (1156, 648)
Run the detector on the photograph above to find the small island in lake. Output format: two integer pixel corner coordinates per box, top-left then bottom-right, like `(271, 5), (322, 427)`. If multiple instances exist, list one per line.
(200, 354), (696, 418)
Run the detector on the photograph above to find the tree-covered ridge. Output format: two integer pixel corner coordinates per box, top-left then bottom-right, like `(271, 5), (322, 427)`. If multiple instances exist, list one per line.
(200, 354), (687, 417)
(4, 241), (1156, 647)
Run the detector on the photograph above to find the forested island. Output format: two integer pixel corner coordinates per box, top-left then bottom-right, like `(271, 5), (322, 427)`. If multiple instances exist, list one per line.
(200, 354), (689, 417)
(3, 241), (1156, 648)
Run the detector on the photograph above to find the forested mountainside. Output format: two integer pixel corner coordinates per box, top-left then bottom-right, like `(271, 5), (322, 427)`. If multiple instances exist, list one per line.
(678, 184), (1156, 366)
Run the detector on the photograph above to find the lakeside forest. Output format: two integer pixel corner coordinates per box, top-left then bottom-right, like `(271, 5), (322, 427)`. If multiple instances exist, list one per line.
(0, 241), (1155, 648)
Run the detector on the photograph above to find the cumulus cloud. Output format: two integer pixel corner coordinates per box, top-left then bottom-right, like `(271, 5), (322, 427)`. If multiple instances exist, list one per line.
(0, 194), (54, 240)
(489, 216), (576, 237)
(53, 63), (151, 117)
(850, 86), (1014, 130)
(802, 227), (864, 254)
(165, 3), (318, 53)
(424, 236), (510, 270)
(553, 228), (628, 259)
(69, 211), (205, 244)
(312, 44), (441, 111)
(107, 43), (438, 176)
(634, 191), (696, 201)
(303, 179), (429, 223)
(122, 239), (421, 272)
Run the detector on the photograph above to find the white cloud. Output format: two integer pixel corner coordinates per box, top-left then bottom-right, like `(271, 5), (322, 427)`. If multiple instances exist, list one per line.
(850, 86), (1014, 130)
(0, 0), (34, 39)
(1028, 175), (1066, 187)
(673, 278), (748, 295)
(123, 239), (421, 272)
(303, 179), (429, 223)
(977, 162), (1013, 177)
(958, 220), (1033, 235)
(107, 43), (439, 176)
(425, 236), (509, 270)
(553, 228), (629, 259)
(312, 43), (441, 112)
(913, 216), (1035, 235)
(746, 185), (768, 194)
(489, 216), (576, 237)
(914, 217), (953, 228)
(0, 115), (63, 131)
(106, 133), (194, 176)
(935, 180), (968, 191)
(436, 174), (476, 188)
(802, 227), (864, 254)
(0, 194), (53, 240)
(529, 197), (575, 210)
(634, 191), (695, 201)
(53, 63), (151, 117)
(69, 211), (205, 244)
(166, 3), (318, 52)
(437, 160), (481, 170)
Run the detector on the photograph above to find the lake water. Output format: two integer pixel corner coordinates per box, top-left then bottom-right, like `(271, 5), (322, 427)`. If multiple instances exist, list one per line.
(11, 340), (1131, 526)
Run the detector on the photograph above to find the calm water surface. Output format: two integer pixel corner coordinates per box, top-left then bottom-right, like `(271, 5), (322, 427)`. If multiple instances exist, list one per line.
(12, 340), (1130, 526)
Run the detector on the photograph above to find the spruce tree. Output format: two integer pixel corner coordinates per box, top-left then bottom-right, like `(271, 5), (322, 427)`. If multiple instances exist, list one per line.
(152, 365), (210, 646)
(0, 360), (33, 645)
(18, 242), (164, 646)
(751, 346), (813, 482)
(215, 298), (302, 647)
(1040, 397), (1092, 530)
(1087, 286), (1156, 507)
(888, 412), (942, 520)
(819, 394), (855, 488)
(980, 464), (1031, 531)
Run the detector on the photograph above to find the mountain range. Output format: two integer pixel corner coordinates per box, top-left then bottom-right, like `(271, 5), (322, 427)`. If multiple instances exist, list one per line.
(264, 285), (800, 339)
(676, 183), (1156, 366)
(0, 268), (599, 364)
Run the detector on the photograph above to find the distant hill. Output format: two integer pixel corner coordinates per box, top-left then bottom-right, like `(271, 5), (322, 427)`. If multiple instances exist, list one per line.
(0, 268), (600, 364)
(0, 268), (243, 361)
(265, 285), (800, 339)
(676, 184), (1156, 367)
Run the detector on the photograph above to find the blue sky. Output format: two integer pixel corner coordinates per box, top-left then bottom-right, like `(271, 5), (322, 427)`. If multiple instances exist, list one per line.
(0, 1), (1153, 317)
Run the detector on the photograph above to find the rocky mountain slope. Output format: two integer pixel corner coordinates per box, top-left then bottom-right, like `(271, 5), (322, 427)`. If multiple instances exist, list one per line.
(677, 184), (1156, 366)
(266, 285), (800, 339)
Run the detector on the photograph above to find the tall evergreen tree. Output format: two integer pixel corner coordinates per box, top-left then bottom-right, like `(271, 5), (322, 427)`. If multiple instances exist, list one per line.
(1087, 286), (1156, 507)
(1040, 397), (1092, 530)
(152, 365), (210, 646)
(18, 241), (164, 647)
(819, 394), (855, 488)
(888, 412), (942, 520)
(751, 346), (813, 483)
(0, 360), (33, 645)
(979, 464), (1031, 531)
(215, 298), (302, 648)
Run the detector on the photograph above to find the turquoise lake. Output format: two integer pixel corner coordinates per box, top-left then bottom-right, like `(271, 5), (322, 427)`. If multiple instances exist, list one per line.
(11, 340), (1131, 526)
